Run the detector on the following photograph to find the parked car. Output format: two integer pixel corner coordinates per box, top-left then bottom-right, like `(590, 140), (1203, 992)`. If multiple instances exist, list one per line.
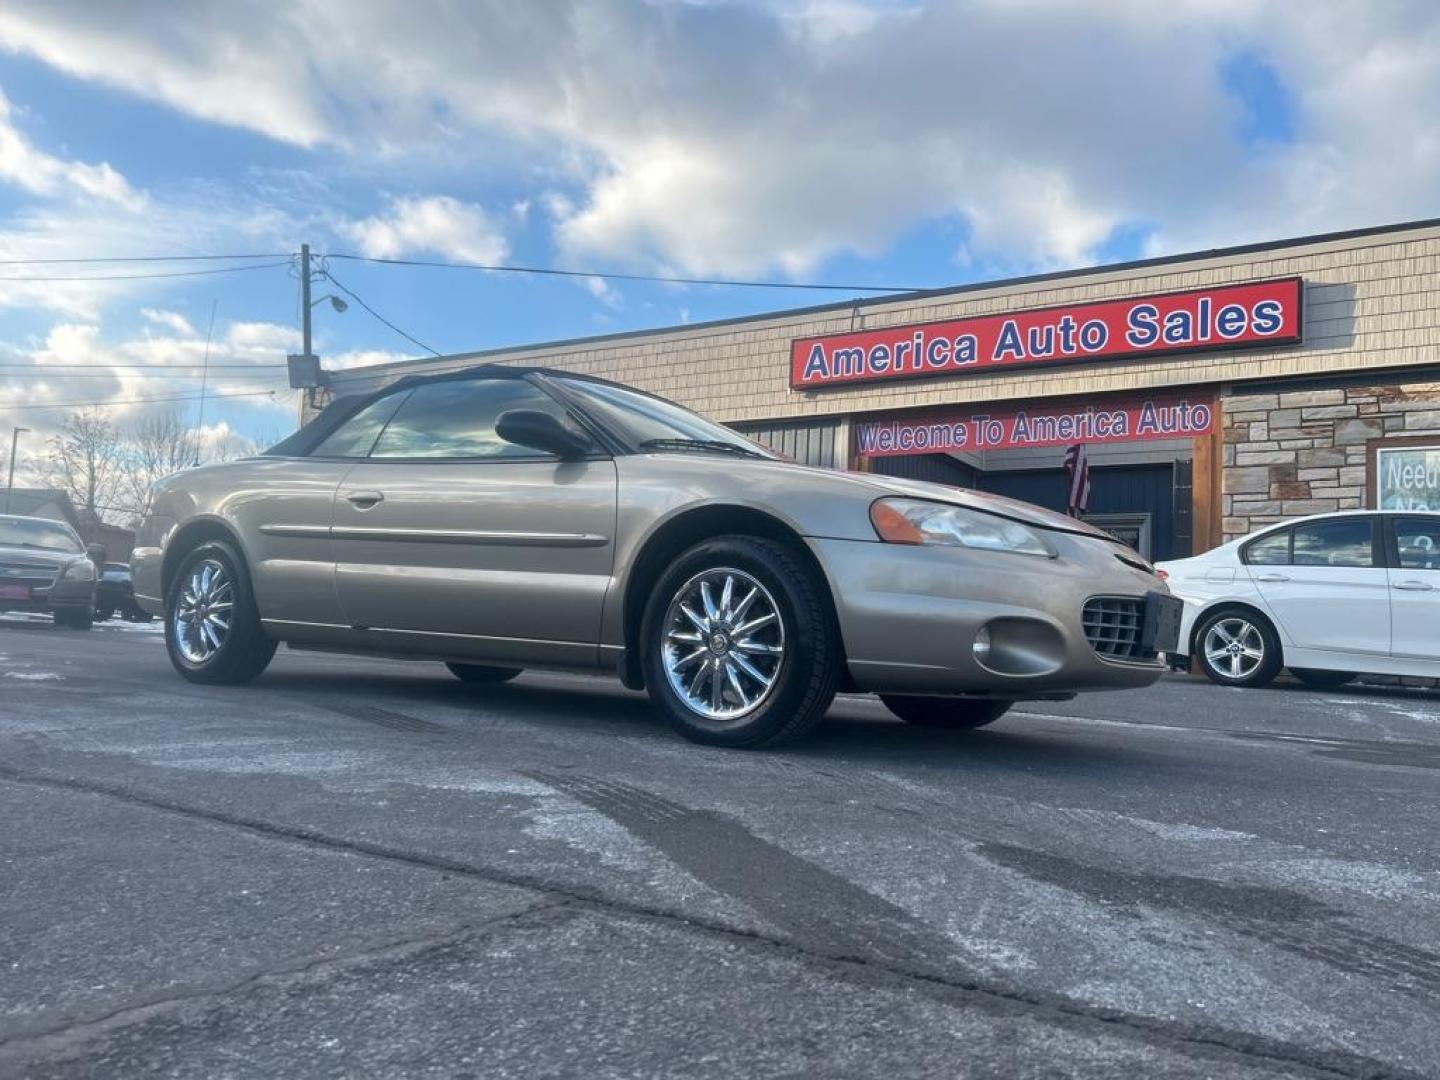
(95, 562), (153, 622)
(133, 365), (1177, 747)
(0, 513), (99, 629)
(1157, 510), (1440, 689)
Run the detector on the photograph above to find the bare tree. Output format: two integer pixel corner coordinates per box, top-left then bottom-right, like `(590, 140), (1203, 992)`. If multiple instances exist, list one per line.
(41, 408), (126, 524)
(123, 410), (200, 520)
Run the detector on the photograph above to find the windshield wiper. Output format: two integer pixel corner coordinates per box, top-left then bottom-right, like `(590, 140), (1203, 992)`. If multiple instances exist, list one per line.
(638, 437), (762, 458)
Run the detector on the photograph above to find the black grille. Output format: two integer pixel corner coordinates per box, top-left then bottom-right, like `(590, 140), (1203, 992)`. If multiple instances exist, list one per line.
(1082, 597), (1154, 661)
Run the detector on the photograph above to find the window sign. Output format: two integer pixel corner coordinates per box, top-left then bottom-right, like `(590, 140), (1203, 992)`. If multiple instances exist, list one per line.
(1376, 445), (1440, 511)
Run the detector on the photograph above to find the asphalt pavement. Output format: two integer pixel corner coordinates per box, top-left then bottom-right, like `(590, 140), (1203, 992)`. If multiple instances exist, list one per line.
(1, 614), (1438, 1079)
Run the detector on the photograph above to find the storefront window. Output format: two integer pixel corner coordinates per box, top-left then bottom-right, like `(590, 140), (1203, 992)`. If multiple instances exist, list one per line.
(1374, 442), (1440, 511)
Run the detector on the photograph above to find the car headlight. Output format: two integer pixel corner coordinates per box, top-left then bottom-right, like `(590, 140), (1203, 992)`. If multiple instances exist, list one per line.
(63, 559), (96, 581)
(869, 498), (1053, 557)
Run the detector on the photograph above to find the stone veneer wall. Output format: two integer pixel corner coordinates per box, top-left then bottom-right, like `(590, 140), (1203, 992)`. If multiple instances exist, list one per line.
(1222, 380), (1440, 539)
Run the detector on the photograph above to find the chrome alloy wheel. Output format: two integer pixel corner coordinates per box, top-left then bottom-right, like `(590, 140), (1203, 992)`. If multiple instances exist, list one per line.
(1203, 616), (1265, 680)
(173, 558), (234, 664)
(661, 567), (786, 722)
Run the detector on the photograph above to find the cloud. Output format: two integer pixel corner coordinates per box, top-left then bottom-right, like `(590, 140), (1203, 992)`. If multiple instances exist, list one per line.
(339, 194), (508, 264)
(1, 0), (1439, 280)
(140, 308), (195, 336)
(0, 89), (144, 210)
(0, 316), (300, 484)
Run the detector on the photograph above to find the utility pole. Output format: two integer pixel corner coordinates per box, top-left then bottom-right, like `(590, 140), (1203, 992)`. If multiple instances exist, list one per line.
(4, 426), (28, 515)
(300, 243), (313, 367)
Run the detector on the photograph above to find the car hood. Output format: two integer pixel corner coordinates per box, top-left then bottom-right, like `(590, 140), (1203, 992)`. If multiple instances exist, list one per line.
(0, 543), (85, 566)
(826, 467), (1117, 540)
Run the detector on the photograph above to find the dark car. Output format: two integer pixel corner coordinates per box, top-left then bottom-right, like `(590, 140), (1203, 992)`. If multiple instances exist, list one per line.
(0, 514), (99, 629)
(95, 562), (153, 622)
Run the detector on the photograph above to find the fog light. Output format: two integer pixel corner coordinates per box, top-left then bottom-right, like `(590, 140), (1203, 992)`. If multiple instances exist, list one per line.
(972, 625), (992, 662)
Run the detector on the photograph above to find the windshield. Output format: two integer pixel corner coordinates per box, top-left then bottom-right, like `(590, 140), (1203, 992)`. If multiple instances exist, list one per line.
(554, 377), (773, 458)
(0, 516), (84, 554)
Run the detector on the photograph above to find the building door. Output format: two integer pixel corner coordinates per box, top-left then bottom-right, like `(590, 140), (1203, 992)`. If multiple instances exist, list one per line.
(1388, 516), (1440, 660)
(980, 464), (1178, 560)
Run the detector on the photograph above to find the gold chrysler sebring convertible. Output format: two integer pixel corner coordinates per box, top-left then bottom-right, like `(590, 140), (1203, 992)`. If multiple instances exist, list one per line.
(133, 366), (1178, 747)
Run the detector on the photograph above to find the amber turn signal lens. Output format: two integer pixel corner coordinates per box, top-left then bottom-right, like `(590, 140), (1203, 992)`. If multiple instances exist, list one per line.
(870, 501), (925, 544)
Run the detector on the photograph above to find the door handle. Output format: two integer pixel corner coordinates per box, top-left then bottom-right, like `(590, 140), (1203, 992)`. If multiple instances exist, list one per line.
(1254, 573), (1290, 582)
(344, 491), (384, 509)
(1393, 580), (1434, 591)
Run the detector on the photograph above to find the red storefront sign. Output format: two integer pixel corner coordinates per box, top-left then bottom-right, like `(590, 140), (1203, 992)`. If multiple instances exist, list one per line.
(854, 393), (1216, 458)
(792, 277), (1302, 390)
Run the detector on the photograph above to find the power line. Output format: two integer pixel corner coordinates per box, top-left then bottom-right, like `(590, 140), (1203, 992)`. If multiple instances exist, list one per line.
(0, 260), (291, 283)
(1, 371), (289, 381)
(321, 267), (442, 356)
(5, 388), (290, 412)
(0, 363), (288, 370)
(0, 253), (288, 266)
(325, 253), (928, 293)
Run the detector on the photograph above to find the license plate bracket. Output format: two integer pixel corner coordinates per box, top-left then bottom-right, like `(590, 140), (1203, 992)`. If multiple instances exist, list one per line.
(1142, 591), (1183, 653)
(0, 583), (33, 600)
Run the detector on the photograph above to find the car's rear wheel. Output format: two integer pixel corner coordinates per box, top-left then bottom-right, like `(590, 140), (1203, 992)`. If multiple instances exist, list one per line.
(1194, 607), (1282, 689)
(1291, 668), (1356, 691)
(445, 662), (523, 684)
(165, 540), (275, 684)
(880, 696), (1012, 730)
(641, 536), (841, 748)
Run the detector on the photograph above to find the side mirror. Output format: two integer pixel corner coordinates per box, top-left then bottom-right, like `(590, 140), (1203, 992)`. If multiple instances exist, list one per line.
(86, 543), (107, 565)
(495, 410), (593, 460)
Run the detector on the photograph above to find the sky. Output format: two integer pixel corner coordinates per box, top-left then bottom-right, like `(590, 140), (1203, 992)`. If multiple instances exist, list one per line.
(1, 0), (1439, 488)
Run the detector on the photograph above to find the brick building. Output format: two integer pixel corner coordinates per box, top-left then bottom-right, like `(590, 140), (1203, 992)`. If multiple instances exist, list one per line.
(317, 218), (1440, 562)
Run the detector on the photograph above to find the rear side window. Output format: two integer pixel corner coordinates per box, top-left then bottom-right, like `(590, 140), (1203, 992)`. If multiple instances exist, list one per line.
(1242, 530), (1290, 565)
(1291, 518), (1375, 567)
(312, 391), (411, 458)
(368, 378), (571, 459)
(1395, 517), (1440, 570)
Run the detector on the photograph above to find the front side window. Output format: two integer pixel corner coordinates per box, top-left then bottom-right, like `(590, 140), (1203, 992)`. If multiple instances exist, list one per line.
(311, 391), (412, 458)
(1395, 517), (1440, 570)
(369, 378), (572, 459)
(1291, 518), (1374, 568)
(1242, 530), (1290, 565)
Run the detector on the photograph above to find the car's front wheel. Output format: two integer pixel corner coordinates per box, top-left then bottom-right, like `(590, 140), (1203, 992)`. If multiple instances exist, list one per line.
(165, 541), (275, 684)
(446, 662), (523, 684)
(880, 696), (1011, 730)
(1194, 607), (1282, 689)
(641, 536), (841, 748)
(54, 608), (93, 631)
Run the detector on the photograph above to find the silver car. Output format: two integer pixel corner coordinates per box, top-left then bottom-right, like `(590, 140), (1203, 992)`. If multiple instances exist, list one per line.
(0, 514), (98, 629)
(133, 366), (1176, 747)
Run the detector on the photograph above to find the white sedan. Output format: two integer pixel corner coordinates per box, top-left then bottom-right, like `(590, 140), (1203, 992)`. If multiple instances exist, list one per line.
(1156, 510), (1440, 689)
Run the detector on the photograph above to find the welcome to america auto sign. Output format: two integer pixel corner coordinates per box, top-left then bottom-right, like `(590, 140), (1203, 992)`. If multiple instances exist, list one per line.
(791, 277), (1303, 390)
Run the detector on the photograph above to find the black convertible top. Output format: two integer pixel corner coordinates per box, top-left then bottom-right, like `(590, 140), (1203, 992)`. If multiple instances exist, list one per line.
(264, 363), (645, 457)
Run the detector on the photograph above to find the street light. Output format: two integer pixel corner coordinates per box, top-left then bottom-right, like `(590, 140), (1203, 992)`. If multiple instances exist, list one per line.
(5, 426), (29, 515)
(310, 294), (348, 313)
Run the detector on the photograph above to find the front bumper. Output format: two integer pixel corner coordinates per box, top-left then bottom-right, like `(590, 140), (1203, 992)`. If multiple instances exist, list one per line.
(812, 533), (1168, 697)
(0, 577), (96, 615)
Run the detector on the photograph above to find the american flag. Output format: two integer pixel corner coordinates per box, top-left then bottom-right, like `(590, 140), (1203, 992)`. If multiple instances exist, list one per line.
(1063, 443), (1090, 518)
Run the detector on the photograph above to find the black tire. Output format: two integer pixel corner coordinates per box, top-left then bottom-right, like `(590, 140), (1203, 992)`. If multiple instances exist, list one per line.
(446, 662), (523, 684)
(640, 535), (841, 748)
(1193, 606), (1282, 689)
(880, 696), (1012, 730)
(164, 540), (276, 685)
(94, 606), (114, 622)
(54, 608), (93, 631)
(1291, 668), (1356, 691)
